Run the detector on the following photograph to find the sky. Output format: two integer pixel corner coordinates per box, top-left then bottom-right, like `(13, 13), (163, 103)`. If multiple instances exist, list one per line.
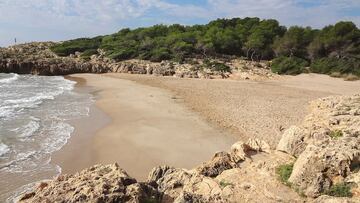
(0, 0), (359, 47)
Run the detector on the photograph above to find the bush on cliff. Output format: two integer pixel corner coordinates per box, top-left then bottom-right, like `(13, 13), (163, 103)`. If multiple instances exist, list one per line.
(51, 37), (102, 56)
(276, 163), (293, 186)
(324, 183), (352, 197)
(310, 57), (360, 76)
(271, 56), (309, 75)
(80, 49), (98, 60)
(203, 60), (231, 72)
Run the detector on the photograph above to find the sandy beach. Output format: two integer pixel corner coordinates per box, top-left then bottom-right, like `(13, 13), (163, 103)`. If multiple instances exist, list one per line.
(105, 73), (360, 147)
(52, 74), (236, 180)
(52, 73), (360, 180)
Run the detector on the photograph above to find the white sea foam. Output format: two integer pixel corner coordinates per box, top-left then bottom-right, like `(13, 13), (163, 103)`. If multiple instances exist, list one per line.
(42, 122), (74, 154)
(11, 118), (40, 139)
(0, 74), (93, 202)
(0, 143), (10, 157)
(0, 73), (19, 84)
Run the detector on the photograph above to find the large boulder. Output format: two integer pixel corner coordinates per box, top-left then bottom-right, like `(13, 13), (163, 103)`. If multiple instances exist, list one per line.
(19, 164), (160, 203)
(276, 126), (309, 156)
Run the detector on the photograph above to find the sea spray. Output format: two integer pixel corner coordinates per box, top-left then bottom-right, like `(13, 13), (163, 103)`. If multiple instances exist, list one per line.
(0, 73), (93, 202)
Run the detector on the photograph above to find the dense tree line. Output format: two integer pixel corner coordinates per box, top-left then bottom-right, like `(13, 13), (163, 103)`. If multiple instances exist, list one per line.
(51, 17), (360, 77)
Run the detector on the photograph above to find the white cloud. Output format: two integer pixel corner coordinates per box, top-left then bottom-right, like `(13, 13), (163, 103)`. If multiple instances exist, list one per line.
(0, 0), (359, 46)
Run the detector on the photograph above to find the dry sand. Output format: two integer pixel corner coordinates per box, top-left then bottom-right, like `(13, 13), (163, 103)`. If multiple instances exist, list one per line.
(105, 73), (360, 147)
(53, 73), (359, 180)
(52, 74), (236, 180)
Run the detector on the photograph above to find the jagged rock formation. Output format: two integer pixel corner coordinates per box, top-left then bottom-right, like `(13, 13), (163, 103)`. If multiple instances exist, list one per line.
(19, 164), (161, 203)
(0, 42), (277, 80)
(19, 139), (300, 203)
(278, 94), (360, 199)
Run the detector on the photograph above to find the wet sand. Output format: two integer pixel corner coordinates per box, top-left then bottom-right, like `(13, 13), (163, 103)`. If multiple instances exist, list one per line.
(52, 74), (236, 180)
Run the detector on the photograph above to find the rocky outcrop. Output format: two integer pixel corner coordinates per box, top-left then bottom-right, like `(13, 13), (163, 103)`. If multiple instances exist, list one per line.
(289, 138), (360, 197)
(277, 94), (360, 198)
(0, 42), (277, 80)
(146, 138), (299, 203)
(277, 94), (360, 157)
(18, 164), (161, 203)
(18, 138), (300, 203)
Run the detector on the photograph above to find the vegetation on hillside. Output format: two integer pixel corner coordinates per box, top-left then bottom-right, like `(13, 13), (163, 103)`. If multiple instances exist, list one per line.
(276, 163), (294, 186)
(51, 18), (360, 77)
(324, 183), (353, 197)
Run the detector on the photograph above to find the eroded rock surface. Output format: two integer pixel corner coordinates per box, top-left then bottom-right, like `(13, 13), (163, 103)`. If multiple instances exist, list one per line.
(278, 94), (360, 198)
(18, 164), (161, 203)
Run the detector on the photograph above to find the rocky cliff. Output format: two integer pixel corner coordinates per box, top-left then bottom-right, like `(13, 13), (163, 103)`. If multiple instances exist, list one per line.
(0, 42), (276, 80)
(17, 94), (360, 203)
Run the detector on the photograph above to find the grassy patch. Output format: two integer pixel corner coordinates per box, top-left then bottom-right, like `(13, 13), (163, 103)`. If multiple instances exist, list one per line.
(329, 130), (343, 139)
(324, 183), (352, 197)
(276, 163), (294, 186)
(219, 180), (234, 189)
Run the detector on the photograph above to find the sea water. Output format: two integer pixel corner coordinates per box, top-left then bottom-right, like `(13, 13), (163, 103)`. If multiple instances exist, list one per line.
(0, 73), (93, 202)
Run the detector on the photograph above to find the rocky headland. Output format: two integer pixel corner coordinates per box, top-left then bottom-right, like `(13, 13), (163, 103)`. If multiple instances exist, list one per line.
(0, 42), (276, 80)
(18, 94), (360, 202)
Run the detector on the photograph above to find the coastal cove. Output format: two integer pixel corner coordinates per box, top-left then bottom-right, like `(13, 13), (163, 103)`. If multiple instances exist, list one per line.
(52, 74), (236, 180)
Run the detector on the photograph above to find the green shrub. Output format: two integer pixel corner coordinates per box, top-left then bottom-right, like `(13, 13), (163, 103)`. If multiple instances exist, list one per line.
(204, 60), (231, 72)
(271, 56), (309, 75)
(108, 49), (136, 60)
(149, 48), (172, 62)
(51, 37), (102, 56)
(276, 163), (294, 186)
(310, 57), (360, 76)
(212, 62), (231, 72)
(325, 183), (352, 197)
(80, 49), (98, 60)
(329, 130), (343, 139)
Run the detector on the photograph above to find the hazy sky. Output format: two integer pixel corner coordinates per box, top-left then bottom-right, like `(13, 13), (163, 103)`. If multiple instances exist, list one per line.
(0, 0), (359, 46)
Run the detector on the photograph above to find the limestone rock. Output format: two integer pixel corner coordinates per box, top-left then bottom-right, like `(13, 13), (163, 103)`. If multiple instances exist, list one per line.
(277, 94), (360, 157)
(246, 138), (271, 153)
(19, 164), (160, 203)
(289, 137), (360, 197)
(276, 126), (308, 156)
(196, 152), (237, 177)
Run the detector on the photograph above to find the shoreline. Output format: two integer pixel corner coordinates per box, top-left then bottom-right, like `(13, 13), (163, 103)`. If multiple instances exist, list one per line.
(51, 75), (111, 174)
(51, 73), (360, 179)
(52, 74), (236, 180)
